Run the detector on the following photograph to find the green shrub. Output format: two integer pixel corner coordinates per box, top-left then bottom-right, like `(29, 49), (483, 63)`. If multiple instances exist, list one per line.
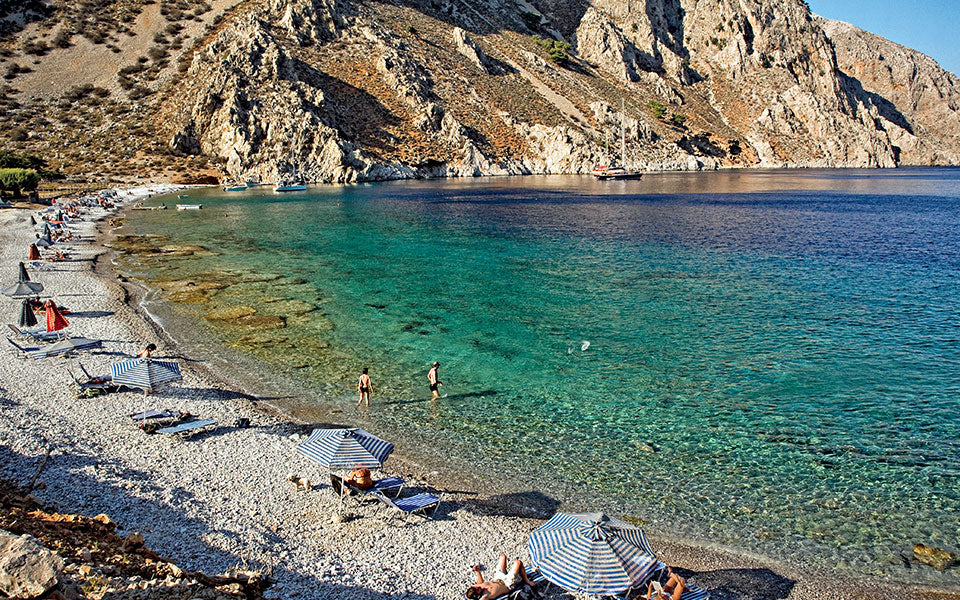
(670, 113), (687, 127)
(0, 168), (40, 197)
(533, 36), (571, 66)
(647, 100), (667, 120)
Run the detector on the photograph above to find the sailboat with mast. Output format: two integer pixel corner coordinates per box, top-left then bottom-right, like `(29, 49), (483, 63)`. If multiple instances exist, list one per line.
(592, 100), (644, 180)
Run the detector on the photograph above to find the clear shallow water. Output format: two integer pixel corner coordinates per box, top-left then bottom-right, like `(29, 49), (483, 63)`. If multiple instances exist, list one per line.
(118, 170), (960, 585)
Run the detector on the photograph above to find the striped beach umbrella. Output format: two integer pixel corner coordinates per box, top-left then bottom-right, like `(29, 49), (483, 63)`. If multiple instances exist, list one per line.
(297, 428), (394, 470)
(528, 512), (661, 596)
(45, 300), (69, 332)
(110, 357), (182, 393)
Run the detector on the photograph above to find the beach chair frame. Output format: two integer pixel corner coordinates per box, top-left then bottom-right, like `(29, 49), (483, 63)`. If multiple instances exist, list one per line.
(372, 490), (441, 523)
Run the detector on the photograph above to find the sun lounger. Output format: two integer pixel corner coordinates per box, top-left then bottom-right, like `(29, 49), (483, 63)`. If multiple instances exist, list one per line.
(155, 419), (216, 435)
(7, 324), (63, 341)
(6, 338), (38, 354)
(130, 409), (179, 420)
(373, 490), (441, 521)
(329, 473), (406, 504)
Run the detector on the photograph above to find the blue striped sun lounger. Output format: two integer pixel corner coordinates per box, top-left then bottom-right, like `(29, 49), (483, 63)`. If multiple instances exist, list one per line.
(155, 419), (216, 435)
(373, 490), (441, 521)
(130, 409), (179, 420)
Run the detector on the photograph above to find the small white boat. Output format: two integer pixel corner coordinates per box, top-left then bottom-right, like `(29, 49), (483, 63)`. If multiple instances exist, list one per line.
(223, 184), (247, 192)
(176, 204), (202, 211)
(177, 194), (189, 199)
(274, 182), (307, 192)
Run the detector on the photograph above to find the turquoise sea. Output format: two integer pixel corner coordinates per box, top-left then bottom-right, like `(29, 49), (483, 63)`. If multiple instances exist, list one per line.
(116, 169), (960, 586)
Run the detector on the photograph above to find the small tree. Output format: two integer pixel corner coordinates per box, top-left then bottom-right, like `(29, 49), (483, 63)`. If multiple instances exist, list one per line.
(0, 168), (41, 198)
(670, 113), (688, 127)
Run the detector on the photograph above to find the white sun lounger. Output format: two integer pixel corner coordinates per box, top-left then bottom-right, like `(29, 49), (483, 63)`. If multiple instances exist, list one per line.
(155, 419), (216, 435)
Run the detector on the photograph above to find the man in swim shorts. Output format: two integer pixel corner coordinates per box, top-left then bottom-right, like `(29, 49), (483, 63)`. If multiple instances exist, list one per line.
(428, 361), (442, 399)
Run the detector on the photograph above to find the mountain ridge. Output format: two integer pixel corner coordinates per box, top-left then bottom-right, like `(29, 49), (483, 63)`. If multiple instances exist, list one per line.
(1, 0), (958, 183)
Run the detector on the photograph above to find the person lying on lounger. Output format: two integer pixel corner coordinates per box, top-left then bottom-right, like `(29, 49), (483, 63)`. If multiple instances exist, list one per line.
(466, 554), (534, 600)
(645, 567), (688, 600)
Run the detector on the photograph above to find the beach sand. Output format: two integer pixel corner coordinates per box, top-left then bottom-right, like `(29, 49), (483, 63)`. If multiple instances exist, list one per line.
(0, 192), (956, 600)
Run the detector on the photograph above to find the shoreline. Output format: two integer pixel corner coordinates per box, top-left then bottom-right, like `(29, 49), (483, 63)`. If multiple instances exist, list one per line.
(1, 189), (957, 600)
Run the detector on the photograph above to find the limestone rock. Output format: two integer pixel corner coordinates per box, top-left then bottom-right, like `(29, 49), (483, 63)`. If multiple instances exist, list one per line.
(452, 28), (500, 75)
(0, 530), (65, 599)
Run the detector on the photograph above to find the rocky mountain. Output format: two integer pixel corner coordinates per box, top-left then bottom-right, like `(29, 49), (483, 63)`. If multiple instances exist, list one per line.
(1, 0), (958, 183)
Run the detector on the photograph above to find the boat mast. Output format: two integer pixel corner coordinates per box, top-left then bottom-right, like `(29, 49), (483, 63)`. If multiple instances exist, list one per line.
(620, 99), (627, 169)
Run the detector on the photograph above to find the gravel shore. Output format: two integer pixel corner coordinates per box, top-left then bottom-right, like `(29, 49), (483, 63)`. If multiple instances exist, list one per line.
(0, 192), (956, 600)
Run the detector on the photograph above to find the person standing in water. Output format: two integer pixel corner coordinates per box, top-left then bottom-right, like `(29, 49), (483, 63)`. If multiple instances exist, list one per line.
(358, 368), (372, 407)
(428, 361), (442, 399)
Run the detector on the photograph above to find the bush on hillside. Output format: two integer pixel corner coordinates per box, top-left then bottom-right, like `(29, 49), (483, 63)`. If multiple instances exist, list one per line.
(0, 168), (40, 197)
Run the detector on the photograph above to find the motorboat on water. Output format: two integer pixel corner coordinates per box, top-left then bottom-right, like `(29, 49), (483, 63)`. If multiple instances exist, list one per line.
(274, 182), (307, 192)
(223, 183), (247, 191)
(176, 204), (202, 211)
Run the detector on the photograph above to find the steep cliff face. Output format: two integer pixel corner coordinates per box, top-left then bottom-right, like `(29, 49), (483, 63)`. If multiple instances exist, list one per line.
(1, 0), (958, 182)
(819, 17), (960, 166)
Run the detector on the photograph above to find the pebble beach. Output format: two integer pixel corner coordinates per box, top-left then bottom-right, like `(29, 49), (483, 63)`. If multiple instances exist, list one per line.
(0, 190), (957, 600)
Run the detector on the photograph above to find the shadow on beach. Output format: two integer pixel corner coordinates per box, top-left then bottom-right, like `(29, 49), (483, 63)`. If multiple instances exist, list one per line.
(685, 567), (795, 600)
(0, 445), (439, 600)
(462, 490), (561, 519)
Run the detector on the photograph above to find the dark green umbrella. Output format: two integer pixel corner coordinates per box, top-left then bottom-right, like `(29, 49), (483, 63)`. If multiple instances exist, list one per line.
(19, 298), (37, 327)
(29, 216), (36, 226)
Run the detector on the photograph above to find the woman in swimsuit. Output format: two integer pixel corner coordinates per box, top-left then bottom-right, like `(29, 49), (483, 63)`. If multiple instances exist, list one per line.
(358, 367), (372, 407)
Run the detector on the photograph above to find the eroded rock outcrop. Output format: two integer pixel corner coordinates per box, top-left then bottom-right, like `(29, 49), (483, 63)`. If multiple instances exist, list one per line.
(151, 0), (959, 182)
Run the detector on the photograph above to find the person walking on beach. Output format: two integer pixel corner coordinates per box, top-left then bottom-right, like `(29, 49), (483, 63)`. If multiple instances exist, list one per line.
(137, 343), (156, 358)
(428, 361), (442, 399)
(357, 368), (372, 407)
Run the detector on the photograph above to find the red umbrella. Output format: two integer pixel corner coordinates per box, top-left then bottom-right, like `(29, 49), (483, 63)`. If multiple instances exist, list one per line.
(28, 244), (40, 260)
(45, 300), (70, 332)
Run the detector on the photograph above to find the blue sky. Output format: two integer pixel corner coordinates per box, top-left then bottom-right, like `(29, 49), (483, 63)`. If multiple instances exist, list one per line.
(807, 0), (959, 75)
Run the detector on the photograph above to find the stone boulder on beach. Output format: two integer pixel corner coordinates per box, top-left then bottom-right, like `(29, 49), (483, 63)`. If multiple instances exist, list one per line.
(0, 530), (64, 599)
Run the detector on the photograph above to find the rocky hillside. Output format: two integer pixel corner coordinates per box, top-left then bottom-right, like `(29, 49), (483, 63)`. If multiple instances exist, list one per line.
(819, 17), (960, 166)
(0, 0), (958, 183)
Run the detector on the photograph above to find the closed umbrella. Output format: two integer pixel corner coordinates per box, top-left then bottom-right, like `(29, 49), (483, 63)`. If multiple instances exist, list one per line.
(110, 357), (182, 393)
(41, 223), (51, 237)
(1, 281), (42, 296)
(297, 428), (394, 470)
(19, 299), (37, 327)
(18, 262), (30, 282)
(32, 336), (102, 358)
(528, 512), (660, 596)
(28, 243), (40, 260)
(29, 216), (36, 225)
(45, 300), (69, 332)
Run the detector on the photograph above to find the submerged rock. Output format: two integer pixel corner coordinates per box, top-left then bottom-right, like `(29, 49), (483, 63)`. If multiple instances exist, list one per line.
(913, 544), (957, 571)
(205, 305), (257, 321)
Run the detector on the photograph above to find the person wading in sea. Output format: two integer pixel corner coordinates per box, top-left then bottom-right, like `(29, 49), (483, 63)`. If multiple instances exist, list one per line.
(358, 367), (372, 407)
(428, 361), (442, 400)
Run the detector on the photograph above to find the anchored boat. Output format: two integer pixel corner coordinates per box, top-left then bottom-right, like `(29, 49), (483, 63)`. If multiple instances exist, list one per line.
(176, 204), (202, 211)
(274, 182), (307, 192)
(594, 100), (644, 181)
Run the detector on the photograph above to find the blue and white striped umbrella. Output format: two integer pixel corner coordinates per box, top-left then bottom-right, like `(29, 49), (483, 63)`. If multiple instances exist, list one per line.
(528, 512), (660, 596)
(297, 428), (394, 470)
(110, 357), (182, 392)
